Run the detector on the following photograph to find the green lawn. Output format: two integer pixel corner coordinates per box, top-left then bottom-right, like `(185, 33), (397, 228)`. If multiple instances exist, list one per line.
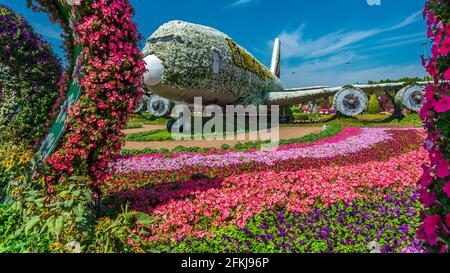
(286, 113), (423, 128)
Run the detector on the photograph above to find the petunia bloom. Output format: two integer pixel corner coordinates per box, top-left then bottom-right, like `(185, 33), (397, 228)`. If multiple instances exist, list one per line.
(443, 181), (450, 198)
(436, 159), (450, 179)
(433, 95), (450, 113)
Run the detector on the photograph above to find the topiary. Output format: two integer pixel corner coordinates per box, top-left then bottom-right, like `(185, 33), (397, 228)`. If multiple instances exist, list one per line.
(367, 94), (381, 114)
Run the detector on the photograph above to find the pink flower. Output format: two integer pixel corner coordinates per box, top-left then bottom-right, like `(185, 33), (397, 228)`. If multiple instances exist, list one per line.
(443, 181), (450, 198)
(446, 213), (450, 228)
(443, 69), (450, 80)
(419, 189), (436, 208)
(440, 37), (450, 56)
(436, 159), (450, 179)
(423, 215), (442, 246)
(420, 164), (433, 188)
(425, 85), (436, 102)
(433, 95), (450, 113)
(419, 102), (434, 121)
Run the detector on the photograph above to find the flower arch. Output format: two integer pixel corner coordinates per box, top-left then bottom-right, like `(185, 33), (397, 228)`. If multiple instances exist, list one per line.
(420, 0), (450, 253)
(25, 0), (145, 183)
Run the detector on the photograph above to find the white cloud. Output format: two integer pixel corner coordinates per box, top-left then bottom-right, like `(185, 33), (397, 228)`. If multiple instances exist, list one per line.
(227, 0), (258, 8)
(30, 21), (63, 41)
(363, 37), (427, 52)
(380, 32), (424, 43)
(281, 62), (427, 88)
(275, 10), (422, 60)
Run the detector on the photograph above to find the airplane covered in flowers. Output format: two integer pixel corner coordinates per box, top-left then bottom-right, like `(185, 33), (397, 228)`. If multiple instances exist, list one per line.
(136, 20), (427, 127)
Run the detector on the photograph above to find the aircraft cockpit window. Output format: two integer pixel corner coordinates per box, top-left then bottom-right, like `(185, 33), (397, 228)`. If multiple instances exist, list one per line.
(149, 35), (185, 44)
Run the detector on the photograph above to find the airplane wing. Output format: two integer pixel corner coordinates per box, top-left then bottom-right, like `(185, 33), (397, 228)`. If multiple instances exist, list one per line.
(265, 82), (430, 116)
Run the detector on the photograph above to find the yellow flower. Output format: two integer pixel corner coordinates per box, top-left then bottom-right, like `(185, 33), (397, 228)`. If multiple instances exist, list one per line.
(19, 154), (30, 164)
(2, 160), (13, 169)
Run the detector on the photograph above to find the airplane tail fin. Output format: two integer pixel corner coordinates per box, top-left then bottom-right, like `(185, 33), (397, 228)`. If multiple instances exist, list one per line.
(270, 38), (281, 78)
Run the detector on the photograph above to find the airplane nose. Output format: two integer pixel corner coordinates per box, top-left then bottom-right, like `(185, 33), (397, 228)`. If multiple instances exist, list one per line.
(143, 55), (164, 87)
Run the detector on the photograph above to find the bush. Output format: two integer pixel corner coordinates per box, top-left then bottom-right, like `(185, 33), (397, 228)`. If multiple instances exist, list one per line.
(0, 175), (96, 253)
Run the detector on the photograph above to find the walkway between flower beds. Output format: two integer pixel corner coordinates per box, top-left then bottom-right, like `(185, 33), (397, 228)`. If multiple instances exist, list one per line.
(124, 126), (322, 150)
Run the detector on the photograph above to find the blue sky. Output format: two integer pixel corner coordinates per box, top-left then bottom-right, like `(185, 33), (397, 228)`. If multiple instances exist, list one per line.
(1, 0), (428, 87)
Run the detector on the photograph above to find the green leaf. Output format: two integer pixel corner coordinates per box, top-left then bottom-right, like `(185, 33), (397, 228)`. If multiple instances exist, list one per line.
(25, 216), (40, 234)
(136, 213), (154, 226)
(54, 216), (64, 234)
(64, 199), (74, 208)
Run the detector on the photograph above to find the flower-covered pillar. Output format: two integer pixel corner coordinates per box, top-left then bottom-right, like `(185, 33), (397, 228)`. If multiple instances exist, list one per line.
(419, 0), (450, 253)
(26, 0), (145, 186)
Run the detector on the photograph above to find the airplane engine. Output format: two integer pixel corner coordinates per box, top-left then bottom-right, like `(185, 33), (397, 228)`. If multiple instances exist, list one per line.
(131, 95), (150, 113)
(394, 85), (425, 112)
(333, 87), (369, 116)
(147, 95), (171, 117)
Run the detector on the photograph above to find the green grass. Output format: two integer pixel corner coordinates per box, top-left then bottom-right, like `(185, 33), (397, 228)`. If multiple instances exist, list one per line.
(126, 123), (143, 129)
(125, 128), (251, 142)
(128, 113), (168, 126)
(287, 113), (423, 128)
(125, 129), (173, 142)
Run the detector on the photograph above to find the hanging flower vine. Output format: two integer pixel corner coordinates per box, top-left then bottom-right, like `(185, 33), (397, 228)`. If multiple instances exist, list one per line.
(419, 0), (450, 253)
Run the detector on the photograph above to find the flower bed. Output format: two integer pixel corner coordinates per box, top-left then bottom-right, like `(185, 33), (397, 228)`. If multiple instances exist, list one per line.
(96, 128), (429, 252)
(102, 128), (425, 192)
(171, 190), (424, 253)
(118, 147), (427, 243)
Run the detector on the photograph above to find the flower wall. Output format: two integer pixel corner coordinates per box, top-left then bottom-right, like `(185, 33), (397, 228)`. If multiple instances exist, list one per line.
(0, 4), (63, 147)
(419, 0), (450, 253)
